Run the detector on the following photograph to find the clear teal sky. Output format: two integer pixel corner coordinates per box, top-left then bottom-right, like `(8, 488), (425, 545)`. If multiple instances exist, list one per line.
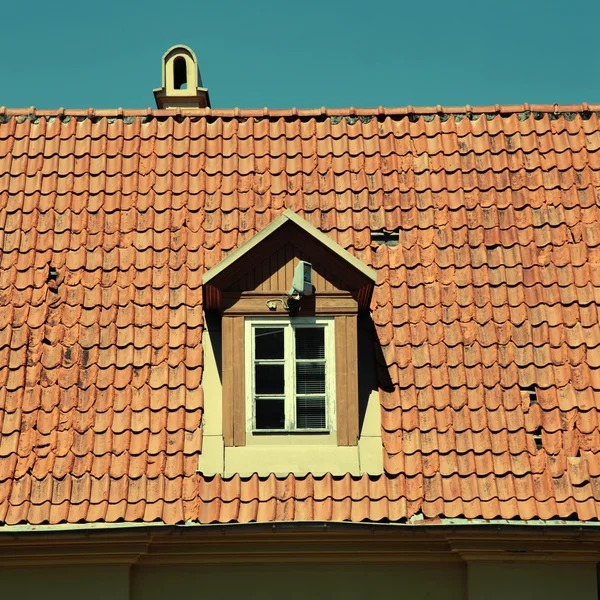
(1, 0), (596, 110)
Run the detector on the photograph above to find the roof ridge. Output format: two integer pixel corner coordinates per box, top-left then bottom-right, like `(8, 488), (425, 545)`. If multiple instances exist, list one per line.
(0, 102), (598, 119)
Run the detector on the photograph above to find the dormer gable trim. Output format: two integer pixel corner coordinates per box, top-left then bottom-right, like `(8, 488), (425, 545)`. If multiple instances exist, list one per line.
(202, 210), (378, 311)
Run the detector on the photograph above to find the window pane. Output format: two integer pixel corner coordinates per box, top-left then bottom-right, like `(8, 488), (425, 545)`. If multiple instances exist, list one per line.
(295, 327), (324, 360)
(255, 328), (284, 360)
(296, 396), (326, 429)
(256, 398), (285, 430)
(255, 364), (284, 395)
(296, 362), (325, 394)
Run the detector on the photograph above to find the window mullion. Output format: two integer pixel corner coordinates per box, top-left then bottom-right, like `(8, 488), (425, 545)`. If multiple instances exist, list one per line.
(285, 324), (294, 431)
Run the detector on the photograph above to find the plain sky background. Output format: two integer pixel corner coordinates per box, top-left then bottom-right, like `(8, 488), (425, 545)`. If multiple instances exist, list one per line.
(1, 0), (597, 110)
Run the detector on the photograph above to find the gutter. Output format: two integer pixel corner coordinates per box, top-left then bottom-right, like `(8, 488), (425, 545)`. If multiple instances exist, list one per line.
(1, 518), (600, 535)
(1, 520), (599, 567)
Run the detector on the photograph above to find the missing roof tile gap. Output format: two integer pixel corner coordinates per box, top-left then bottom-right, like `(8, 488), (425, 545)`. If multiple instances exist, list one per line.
(47, 265), (58, 283)
(47, 264), (59, 292)
(523, 384), (538, 404)
(533, 427), (543, 449)
(372, 228), (399, 247)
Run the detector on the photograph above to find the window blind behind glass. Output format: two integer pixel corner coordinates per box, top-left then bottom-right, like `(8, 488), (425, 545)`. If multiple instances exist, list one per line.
(295, 327), (326, 429)
(296, 397), (326, 429)
(295, 327), (324, 360)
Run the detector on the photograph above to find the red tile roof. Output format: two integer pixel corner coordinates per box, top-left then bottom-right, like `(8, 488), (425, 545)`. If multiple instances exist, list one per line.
(2, 104), (600, 525)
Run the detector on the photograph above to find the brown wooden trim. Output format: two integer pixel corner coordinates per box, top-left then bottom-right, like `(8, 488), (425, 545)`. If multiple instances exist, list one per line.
(335, 315), (359, 446)
(225, 310), (359, 449)
(210, 226), (291, 290)
(218, 224), (365, 449)
(226, 310), (360, 448)
(222, 316), (246, 447)
(222, 292), (359, 316)
(357, 283), (374, 311)
(208, 221), (374, 311)
(232, 316), (246, 447)
(228, 238), (348, 295)
(213, 223), (372, 292)
(221, 316), (234, 447)
(335, 315), (349, 445)
(203, 284), (222, 311)
(275, 225), (373, 290)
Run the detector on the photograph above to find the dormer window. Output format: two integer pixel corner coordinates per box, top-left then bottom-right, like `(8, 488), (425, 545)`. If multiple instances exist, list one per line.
(199, 210), (382, 477)
(247, 317), (335, 433)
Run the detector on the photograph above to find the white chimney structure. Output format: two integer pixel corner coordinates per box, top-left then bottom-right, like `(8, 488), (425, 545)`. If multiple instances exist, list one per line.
(153, 45), (211, 109)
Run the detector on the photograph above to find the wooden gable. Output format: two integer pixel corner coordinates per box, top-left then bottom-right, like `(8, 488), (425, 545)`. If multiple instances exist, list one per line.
(227, 236), (347, 294)
(203, 210), (377, 313)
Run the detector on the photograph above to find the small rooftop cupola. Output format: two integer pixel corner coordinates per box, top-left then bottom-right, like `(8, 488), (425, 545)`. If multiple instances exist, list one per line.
(153, 45), (211, 109)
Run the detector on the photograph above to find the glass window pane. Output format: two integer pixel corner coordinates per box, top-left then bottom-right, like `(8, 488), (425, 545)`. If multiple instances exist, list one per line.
(256, 398), (285, 430)
(296, 362), (325, 394)
(255, 363), (285, 395)
(255, 328), (284, 360)
(296, 396), (326, 429)
(295, 327), (324, 360)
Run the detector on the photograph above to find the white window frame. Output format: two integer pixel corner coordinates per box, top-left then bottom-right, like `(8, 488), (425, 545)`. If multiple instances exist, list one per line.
(244, 317), (336, 434)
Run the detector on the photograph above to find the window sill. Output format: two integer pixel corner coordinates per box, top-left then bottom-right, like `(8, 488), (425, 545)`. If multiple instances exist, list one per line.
(198, 434), (384, 477)
(245, 430), (337, 446)
(251, 429), (331, 435)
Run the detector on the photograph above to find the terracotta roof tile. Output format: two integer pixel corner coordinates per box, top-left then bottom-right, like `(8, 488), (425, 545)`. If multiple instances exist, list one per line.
(2, 107), (600, 524)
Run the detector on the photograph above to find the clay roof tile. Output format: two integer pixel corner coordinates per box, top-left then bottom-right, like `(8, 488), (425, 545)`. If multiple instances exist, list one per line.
(2, 106), (600, 524)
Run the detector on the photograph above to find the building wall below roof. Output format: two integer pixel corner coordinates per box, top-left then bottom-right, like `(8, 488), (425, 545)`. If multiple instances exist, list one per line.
(468, 562), (597, 600)
(0, 561), (596, 600)
(0, 565), (130, 600)
(132, 564), (465, 600)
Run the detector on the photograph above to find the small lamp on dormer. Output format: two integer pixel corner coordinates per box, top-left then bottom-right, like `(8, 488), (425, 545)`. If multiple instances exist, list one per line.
(284, 261), (313, 314)
(288, 261), (313, 301)
(266, 261), (313, 313)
